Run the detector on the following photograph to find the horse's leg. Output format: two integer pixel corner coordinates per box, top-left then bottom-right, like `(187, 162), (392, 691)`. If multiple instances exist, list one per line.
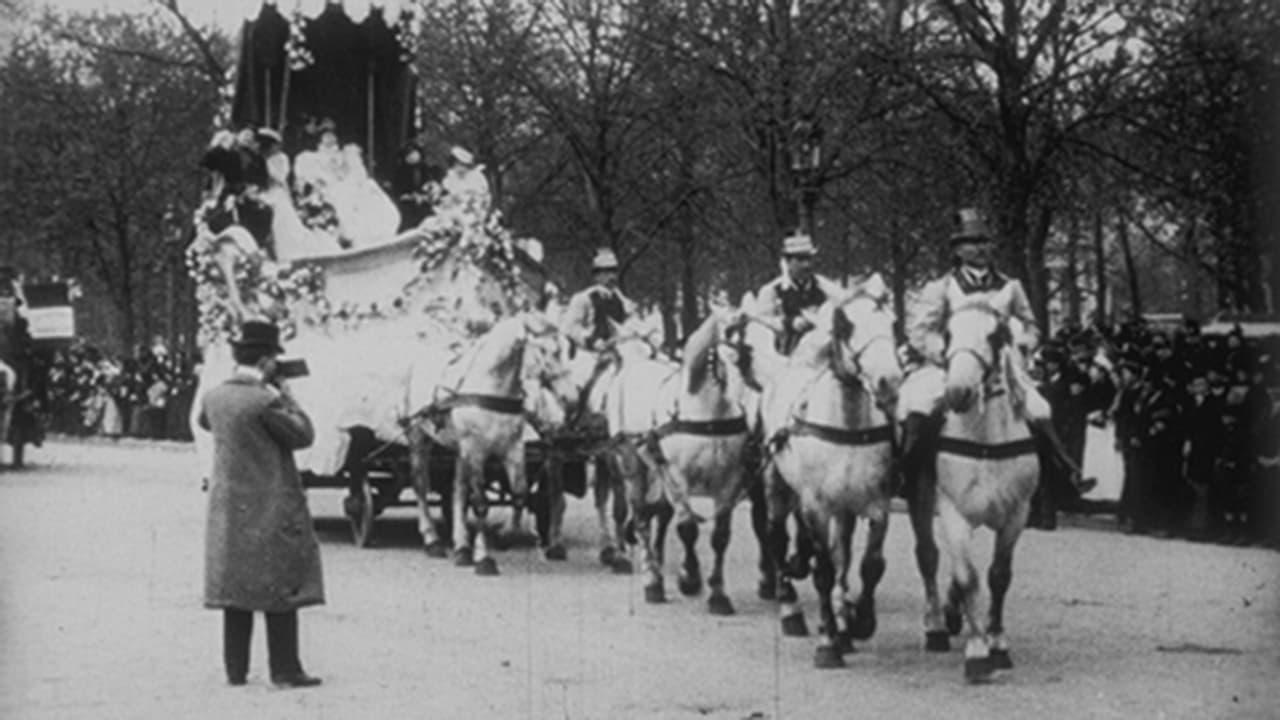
(909, 464), (948, 651)
(542, 454), (569, 561)
(609, 456), (633, 573)
(501, 442), (531, 544)
(633, 503), (662, 602)
(675, 512), (702, 597)
(451, 454), (476, 567)
(408, 423), (446, 557)
(593, 455), (620, 567)
(938, 497), (991, 683)
(987, 499), (1029, 671)
(706, 499), (735, 616)
(832, 512), (856, 654)
(808, 508), (843, 668)
(471, 457), (500, 576)
(787, 508), (815, 580)
(747, 471), (776, 600)
(850, 511), (888, 642)
(769, 469), (807, 636)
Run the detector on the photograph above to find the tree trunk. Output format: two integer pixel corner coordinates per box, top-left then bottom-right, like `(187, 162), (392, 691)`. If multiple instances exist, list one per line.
(1117, 215), (1142, 319)
(1093, 209), (1107, 325)
(1065, 213), (1081, 328)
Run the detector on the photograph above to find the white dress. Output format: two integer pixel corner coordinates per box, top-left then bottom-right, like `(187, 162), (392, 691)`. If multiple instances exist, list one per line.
(327, 145), (400, 249)
(262, 151), (334, 262)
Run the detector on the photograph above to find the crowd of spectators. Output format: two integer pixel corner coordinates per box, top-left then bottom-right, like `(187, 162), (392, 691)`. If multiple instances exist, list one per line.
(39, 337), (199, 442)
(1029, 316), (1280, 548)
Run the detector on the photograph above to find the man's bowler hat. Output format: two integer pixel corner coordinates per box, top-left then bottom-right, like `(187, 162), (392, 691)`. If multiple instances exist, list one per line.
(231, 320), (284, 354)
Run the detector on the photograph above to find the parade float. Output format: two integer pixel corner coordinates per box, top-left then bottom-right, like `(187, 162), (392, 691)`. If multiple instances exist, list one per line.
(188, 1), (585, 548)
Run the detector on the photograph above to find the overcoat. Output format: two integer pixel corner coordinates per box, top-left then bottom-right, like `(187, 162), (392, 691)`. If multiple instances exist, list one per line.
(199, 374), (324, 612)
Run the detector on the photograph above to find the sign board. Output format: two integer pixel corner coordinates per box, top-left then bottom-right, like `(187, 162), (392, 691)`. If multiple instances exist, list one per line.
(26, 306), (75, 341)
(22, 282), (75, 341)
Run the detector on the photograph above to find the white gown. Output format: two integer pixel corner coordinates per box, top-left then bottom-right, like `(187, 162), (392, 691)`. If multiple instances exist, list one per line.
(327, 145), (400, 249)
(262, 151), (335, 262)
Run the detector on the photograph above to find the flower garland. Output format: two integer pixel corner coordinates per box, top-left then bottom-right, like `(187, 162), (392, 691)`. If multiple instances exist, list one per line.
(394, 8), (418, 64)
(286, 10), (315, 71)
(411, 203), (531, 313)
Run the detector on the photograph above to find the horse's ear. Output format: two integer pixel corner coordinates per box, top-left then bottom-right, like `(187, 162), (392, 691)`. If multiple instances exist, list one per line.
(833, 305), (854, 343)
(863, 273), (888, 302)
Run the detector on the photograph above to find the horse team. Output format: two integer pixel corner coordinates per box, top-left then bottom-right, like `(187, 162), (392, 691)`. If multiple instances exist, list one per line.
(402, 275), (1040, 684)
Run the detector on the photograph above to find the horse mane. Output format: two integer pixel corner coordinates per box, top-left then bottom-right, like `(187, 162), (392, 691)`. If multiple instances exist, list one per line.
(683, 313), (722, 395)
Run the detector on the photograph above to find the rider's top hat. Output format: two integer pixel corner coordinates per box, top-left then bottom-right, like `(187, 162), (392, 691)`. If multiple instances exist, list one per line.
(591, 248), (620, 272)
(950, 208), (994, 244)
(231, 320), (285, 355)
(781, 233), (817, 257)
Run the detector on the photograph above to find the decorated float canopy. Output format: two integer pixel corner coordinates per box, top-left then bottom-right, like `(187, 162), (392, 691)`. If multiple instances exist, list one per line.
(230, 0), (418, 184)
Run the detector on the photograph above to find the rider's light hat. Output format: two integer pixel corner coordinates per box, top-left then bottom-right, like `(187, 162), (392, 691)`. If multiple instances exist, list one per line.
(256, 127), (282, 145)
(781, 233), (817, 257)
(450, 146), (476, 166)
(591, 248), (620, 272)
(950, 208), (994, 245)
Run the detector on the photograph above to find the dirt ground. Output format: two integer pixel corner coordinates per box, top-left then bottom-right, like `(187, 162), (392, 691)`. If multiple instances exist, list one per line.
(1, 439), (1278, 719)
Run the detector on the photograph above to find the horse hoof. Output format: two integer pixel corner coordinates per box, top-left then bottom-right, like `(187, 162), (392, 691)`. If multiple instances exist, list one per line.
(925, 631), (951, 652)
(599, 546), (617, 567)
(834, 633), (855, 655)
(474, 557), (500, 576)
(708, 594), (735, 616)
(678, 575), (702, 597)
(850, 609), (877, 641)
(964, 656), (995, 684)
(786, 554), (810, 580)
(989, 648), (1013, 670)
(780, 613), (809, 637)
(814, 645), (845, 669)
(610, 557), (634, 575)
(778, 583), (798, 605)
(757, 580), (776, 601)
(945, 607), (963, 636)
(453, 547), (474, 567)
(644, 583), (666, 604)
(544, 544), (568, 561)
(423, 541), (448, 559)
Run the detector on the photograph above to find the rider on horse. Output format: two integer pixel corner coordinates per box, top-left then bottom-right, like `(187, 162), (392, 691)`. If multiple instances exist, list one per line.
(753, 233), (844, 356)
(563, 248), (637, 353)
(899, 208), (1095, 501)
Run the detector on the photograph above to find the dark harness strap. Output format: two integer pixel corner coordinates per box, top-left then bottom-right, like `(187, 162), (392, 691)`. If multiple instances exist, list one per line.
(450, 393), (525, 416)
(654, 416), (749, 438)
(938, 436), (1037, 459)
(790, 418), (894, 447)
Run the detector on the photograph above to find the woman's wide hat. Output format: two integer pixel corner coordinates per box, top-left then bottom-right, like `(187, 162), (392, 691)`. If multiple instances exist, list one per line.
(450, 146), (476, 166)
(950, 208), (994, 244)
(231, 320), (284, 354)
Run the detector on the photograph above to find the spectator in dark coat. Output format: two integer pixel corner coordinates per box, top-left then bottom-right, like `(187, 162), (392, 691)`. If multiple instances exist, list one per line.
(1112, 353), (1146, 531)
(1136, 357), (1188, 537)
(199, 321), (323, 688)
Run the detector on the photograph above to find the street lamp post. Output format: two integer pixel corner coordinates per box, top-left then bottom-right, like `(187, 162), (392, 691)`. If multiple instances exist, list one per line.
(791, 116), (823, 237)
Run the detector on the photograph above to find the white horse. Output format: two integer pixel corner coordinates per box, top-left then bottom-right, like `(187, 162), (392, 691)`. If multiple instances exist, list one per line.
(746, 274), (902, 667)
(591, 309), (755, 612)
(934, 285), (1040, 683)
(408, 312), (577, 574)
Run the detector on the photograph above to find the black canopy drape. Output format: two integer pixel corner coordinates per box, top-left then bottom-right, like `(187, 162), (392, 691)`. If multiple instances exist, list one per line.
(230, 2), (418, 185)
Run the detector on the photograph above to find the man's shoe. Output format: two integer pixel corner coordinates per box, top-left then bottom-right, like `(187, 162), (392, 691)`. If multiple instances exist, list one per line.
(272, 673), (322, 688)
(227, 676), (247, 687)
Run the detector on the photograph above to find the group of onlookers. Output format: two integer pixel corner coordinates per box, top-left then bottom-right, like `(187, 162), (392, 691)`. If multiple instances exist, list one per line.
(39, 339), (199, 442)
(1030, 317), (1279, 547)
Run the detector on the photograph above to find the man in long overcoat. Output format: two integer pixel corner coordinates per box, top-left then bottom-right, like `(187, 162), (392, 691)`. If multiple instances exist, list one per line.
(199, 320), (323, 688)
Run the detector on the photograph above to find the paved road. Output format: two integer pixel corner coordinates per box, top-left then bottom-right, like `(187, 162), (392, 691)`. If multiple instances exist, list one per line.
(1, 439), (1278, 719)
